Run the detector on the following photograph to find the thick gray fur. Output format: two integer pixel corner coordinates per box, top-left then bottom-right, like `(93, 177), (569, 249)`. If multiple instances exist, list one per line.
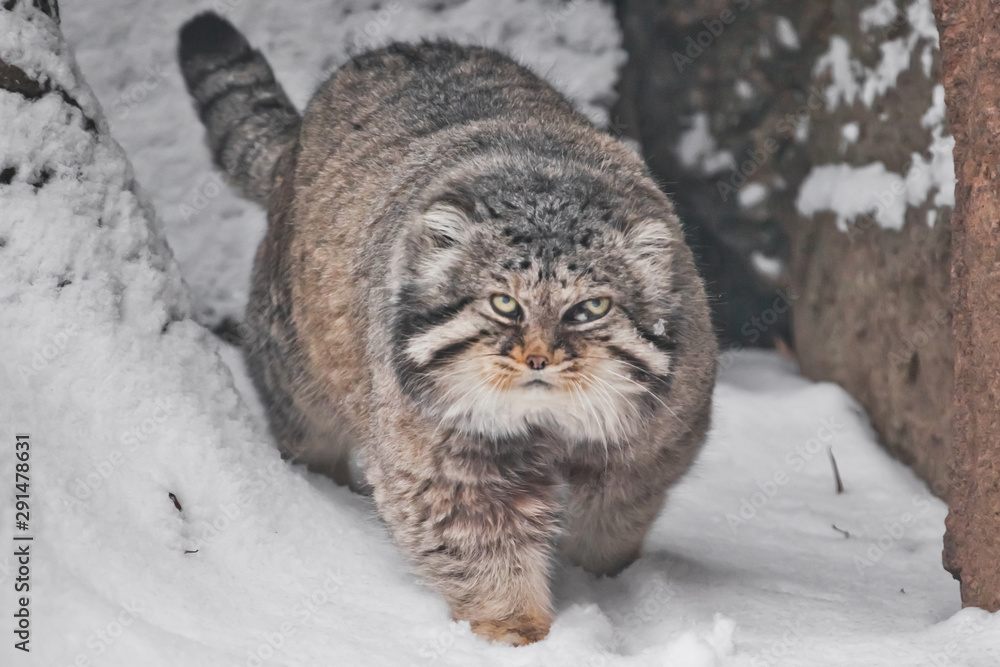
(178, 12), (300, 203)
(179, 13), (716, 646)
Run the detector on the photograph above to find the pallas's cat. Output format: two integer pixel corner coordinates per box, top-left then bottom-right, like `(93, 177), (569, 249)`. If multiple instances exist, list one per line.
(178, 13), (716, 645)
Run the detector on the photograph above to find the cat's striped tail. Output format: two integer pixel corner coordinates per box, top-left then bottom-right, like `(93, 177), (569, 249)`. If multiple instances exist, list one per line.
(178, 12), (300, 204)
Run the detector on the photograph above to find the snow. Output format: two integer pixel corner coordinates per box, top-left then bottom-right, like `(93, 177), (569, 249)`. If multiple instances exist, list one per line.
(734, 79), (754, 101)
(921, 44), (934, 78)
(803, 0), (953, 231)
(839, 122), (859, 154)
(859, 0), (899, 33)
(907, 0), (941, 43)
(738, 183), (769, 209)
(796, 162), (907, 230)
(796, 90), (953, 231)
(675, 112), (736, 175)
(813, 35), (913, 111)
(813, 36), (860, 111)
(1, 1), (996, 666)
(816, 0), (941, 111)
(795, 113), (810, 143)
(750, 252), (783, 280)
(774, 16), (800, 51)
(918, 84), (956, 209)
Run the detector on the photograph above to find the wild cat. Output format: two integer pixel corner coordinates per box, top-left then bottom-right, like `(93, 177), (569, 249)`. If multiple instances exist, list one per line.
(179, 12), (716, 645)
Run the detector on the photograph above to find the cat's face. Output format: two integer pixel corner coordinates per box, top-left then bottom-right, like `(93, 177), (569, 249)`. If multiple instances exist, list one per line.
(392, 175), (682, 446)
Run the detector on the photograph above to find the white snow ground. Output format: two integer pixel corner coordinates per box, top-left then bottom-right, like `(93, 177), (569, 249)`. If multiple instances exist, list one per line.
(0, 1), (996, 666)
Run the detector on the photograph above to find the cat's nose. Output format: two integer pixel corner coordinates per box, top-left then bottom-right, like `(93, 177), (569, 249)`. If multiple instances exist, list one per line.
(525, 354), (549, 370)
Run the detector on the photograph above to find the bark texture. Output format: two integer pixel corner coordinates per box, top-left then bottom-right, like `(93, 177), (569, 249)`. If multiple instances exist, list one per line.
(936, 0), (1000, 611)
(615, 0), (954, 496)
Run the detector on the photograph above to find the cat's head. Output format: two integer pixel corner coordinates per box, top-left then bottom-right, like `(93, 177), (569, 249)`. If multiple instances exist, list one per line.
(391, 165), (686, 445)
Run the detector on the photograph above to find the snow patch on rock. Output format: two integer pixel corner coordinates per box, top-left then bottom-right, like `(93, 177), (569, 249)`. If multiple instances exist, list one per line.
(805, 0), (953, 230)
(735, 79), (754, 100)
(739, 182), (769, 209)
(815, 0), (940, 110)
(813, 36), (861, 110)
(796, 162), (907, 230)
(675, 112), (736, 175)
(751, 252), (783, 280)
(917, 84), (955, 208)
(774, 16), (800, 51)
(860, 0), (899, 32)
(839, 121), (860, 154)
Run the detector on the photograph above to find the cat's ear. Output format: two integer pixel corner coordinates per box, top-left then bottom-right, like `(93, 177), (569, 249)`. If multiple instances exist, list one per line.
(418, 199), (474, 250)
(621, 217), (678, 315)
(622, 217), (675, 269)
(410, 198), (477, 287)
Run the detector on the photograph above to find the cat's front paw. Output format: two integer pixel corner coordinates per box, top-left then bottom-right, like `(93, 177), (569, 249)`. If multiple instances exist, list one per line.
(469, 612), (552, 646)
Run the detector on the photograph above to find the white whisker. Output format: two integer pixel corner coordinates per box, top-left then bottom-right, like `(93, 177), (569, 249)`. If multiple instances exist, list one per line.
(601, 365), (691, 433)
(573, 376), (610, 468)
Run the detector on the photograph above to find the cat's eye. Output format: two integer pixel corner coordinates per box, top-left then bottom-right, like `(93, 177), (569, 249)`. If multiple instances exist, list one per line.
(565, 297), (612, 323)
(491, 294), (521, 318)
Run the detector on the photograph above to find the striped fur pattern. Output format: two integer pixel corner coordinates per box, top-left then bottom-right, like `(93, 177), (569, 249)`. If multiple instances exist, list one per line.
(179, 14), (716, 646)
(178, 13), (300, 203)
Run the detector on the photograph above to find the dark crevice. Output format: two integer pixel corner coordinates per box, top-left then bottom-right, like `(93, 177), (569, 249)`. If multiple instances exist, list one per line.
(906, 352), (921, 384)
(160, 310), (184, 335)
(212, 316), (246, 346)
(30, 167), (52, 189)
(0, 60), (95, 132)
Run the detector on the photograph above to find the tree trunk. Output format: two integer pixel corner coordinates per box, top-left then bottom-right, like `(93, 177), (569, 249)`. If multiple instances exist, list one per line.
(936, 0), (1000, 611)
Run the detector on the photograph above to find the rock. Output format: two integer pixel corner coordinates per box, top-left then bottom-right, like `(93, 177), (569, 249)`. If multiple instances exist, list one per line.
(614, 0), (954, 496)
